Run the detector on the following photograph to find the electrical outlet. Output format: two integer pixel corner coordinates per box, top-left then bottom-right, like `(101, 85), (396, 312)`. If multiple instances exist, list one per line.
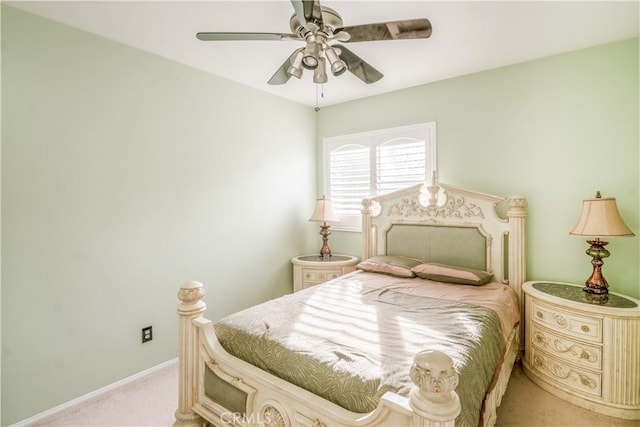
(142, 326), (153, 343)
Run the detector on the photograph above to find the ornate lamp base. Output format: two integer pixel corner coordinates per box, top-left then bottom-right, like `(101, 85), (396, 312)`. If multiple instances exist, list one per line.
(318, 223), (332, 259)
(582, 238), (610, 297)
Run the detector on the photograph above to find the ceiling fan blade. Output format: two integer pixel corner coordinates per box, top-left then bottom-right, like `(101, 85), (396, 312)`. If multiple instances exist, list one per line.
(304, 0), (324, 27)
(196, 32), (297, 41)
(337, 45), (383, 84)
(337, 18), (432, 43)
(290, 0), (323, 30)
(290, 0), (308, 30)
(268, 48), (303, 85)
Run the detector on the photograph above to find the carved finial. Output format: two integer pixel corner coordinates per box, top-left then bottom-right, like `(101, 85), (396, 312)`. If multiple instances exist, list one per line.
(410, 350), (459, 397)
(177, 281), (206, 305)
(409, 350), (461, 423)
(361, 197), (374, 213)
(426, 183), (440, 207)
(508, 197), (528, 209)
(507, 196), (528, 218)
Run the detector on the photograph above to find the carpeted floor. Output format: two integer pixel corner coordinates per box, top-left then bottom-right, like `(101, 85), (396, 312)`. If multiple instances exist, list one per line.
(495, 363), (637, 427)
(30, 361), (638, 427)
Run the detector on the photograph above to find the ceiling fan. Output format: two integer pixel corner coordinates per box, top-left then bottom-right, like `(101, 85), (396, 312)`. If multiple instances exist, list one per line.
(196, 0), (432, 85)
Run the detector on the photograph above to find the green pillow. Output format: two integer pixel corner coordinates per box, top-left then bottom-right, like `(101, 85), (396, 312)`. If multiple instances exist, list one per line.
(411, 263), (493, 285)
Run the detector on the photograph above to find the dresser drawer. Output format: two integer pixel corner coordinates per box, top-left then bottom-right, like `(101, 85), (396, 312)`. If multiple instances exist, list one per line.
(531, 300), (602, 343)
(301, 268), (343, 285)
(530, 347), (602, 397)
(530, 323), (602, 370)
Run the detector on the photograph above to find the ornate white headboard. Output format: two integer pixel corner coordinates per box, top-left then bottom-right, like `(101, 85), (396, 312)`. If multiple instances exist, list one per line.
(361, 183), (528, 303)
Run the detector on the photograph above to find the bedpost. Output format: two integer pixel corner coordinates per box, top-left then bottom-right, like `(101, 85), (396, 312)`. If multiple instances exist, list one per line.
(506, 197), (527, 301)
(174, 281), (207, 427)
(362, 197), (374, 260)
(409, 350), (461, 427)
(507, 196), (527, 350)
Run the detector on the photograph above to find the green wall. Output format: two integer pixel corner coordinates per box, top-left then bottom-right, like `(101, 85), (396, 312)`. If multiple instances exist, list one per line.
(1, 6), (317, 424)
(317, 38), (639, 300)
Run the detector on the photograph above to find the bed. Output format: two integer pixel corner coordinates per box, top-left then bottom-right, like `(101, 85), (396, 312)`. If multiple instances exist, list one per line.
(174, 182), (528, 427)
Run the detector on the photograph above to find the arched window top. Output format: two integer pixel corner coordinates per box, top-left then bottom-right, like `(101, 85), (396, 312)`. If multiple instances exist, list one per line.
(323, 122), (436, 231)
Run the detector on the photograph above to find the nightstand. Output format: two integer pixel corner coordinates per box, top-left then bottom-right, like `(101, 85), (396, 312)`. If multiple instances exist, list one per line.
(291, 255), (359, 292)
(522, 281), (640, 420)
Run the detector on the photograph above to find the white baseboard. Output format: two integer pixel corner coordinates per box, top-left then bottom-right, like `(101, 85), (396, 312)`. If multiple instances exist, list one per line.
(12, 358), (178, 426)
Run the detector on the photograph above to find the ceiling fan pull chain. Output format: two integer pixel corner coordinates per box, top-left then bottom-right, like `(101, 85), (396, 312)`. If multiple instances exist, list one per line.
(315, 84), (325, 112)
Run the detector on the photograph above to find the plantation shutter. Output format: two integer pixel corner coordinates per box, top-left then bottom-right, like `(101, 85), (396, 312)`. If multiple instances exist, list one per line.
(329, 144), (370, 215)
(376, 138), (425, 194)
(323, 122), (436, 231)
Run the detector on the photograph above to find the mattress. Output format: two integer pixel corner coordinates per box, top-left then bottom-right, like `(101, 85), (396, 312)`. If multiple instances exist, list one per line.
(213, 270), (520, 427)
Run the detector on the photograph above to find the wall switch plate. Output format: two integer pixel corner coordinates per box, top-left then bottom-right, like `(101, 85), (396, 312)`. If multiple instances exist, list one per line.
(142, 326), (153, 343)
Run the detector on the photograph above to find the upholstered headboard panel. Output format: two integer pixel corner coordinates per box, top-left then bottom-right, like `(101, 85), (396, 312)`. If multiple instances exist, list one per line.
(386, 224), (487, 271)
(362, 183), (527, 307)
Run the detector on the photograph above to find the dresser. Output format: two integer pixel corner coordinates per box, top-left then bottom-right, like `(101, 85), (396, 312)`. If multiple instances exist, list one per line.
(291, 254), (359, 292)
(522, 281), (640, 420)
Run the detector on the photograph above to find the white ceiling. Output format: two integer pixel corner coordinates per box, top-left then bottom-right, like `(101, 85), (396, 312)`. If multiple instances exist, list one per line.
(7, 1), (639, 108)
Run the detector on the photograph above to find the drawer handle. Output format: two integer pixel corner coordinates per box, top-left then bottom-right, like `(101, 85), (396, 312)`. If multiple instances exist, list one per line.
(536, 311), (543, 319)
(580, 375), (596, 388)
(534, 332), (547, 345)
(580, 350), (597, 363)
(581, 325), (589, 332)
(305, 273), (311, 278)
(554, 315), (568, 327)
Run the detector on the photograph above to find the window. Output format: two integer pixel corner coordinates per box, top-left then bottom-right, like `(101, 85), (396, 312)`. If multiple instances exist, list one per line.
(323, 122), (436, 231)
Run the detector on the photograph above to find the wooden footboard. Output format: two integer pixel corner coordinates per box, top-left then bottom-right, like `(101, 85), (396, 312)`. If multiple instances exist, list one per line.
(174, 281), (465, 427)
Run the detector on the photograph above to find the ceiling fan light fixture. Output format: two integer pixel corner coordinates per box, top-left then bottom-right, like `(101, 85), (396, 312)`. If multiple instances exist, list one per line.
(324, 46), (347, 76)
(302, 40), (320, 70)
(313, 57), (328, 84)
(302, 56), (319, 70)
(287, 50), (304, 79)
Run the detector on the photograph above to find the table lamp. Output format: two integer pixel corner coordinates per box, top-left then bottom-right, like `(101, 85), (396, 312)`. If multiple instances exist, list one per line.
(309, 196), (340, 259)
(569, 191), (635, 298)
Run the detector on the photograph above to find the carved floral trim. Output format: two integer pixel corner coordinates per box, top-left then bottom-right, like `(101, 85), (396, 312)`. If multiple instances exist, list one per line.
(205, 358), (218, 369)
(533, 332), (598, 363)
(387, 195), (484, 220)
(262, 405), (286, 427)
(177, 286), (206, 304)
(508, 197), (528, 209)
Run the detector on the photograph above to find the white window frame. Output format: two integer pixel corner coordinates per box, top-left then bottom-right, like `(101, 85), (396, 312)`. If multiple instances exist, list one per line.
(323, 122), (437, 232)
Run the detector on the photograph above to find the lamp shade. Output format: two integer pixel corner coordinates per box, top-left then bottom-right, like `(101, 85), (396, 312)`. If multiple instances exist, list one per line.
(569, 194), (635, 237)
(309, 197), (340, 223)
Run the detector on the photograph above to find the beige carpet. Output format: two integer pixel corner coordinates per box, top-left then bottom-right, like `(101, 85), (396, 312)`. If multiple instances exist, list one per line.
(30, 361), (638, 427)
(495, 363), (638, 427)
(30, 363), (177, 427)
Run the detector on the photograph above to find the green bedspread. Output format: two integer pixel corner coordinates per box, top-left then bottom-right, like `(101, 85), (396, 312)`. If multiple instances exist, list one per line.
(214, 272), (506, 427)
